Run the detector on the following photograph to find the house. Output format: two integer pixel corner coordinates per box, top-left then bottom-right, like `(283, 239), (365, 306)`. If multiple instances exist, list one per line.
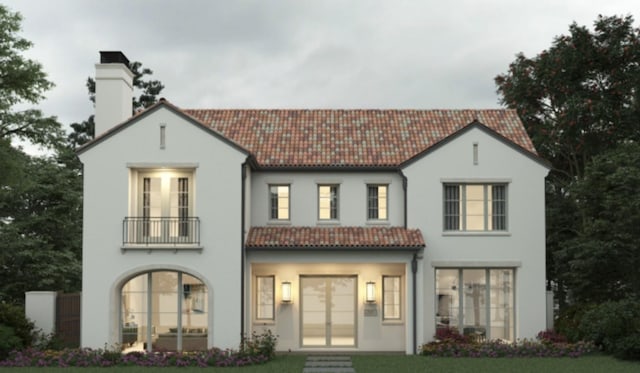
(77, 51), (550, 354)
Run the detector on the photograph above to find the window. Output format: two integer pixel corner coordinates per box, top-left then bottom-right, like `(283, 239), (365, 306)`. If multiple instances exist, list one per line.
(444, 184), (506, 231)
(269, 185), (290, 220)
(367, 184), (388, 220)
(125, 170), (197, 245)
(121, 271), (208, 352)
(383, 276), (401, 320)
(256, 276), (275, 320)
(435, 268), (514, 341)
(318, 185), (339, 220)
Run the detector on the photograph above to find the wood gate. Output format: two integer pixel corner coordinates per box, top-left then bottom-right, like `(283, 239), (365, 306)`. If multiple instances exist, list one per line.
(56, 293), (81, 348)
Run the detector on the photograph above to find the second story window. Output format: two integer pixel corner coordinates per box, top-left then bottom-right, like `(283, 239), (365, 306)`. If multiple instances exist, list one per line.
(269, 185), (290, 220)
(124, 169), (199, 246)
(444, 183), (507, 231)
(318, 185), (339, 220)
(367, 184), (388, 220)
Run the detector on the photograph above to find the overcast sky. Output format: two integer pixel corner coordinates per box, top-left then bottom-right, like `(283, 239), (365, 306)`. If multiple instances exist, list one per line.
(4, 0), (638, 129)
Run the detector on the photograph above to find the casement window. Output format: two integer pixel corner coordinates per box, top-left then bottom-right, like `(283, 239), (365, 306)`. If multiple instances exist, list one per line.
(318, 185), (339, 220)
(435, 268), (514, 341)
(269, 185), (290, 220)
(383, 276), (401, 320)
(443, 184), (507, 231)
(367, 184), (388, 220)
(256, 276), (275, 320)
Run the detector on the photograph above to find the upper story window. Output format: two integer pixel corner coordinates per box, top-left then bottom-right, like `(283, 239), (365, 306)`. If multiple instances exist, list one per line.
(443, 183), (507, 231)
(367, 184), (388, 220)
(269, 185), (290, 220)
(124, 169), (199, 246)
(318, 185), (339, 220)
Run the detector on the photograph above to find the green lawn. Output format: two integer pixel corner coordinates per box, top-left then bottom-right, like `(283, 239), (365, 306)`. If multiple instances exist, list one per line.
(1, 354), (638, 372)
(352, 355), (640, 373)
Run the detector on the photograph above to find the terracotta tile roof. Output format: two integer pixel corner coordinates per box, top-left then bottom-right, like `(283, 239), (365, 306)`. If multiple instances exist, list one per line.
(245, 226), (425, 250)
(183, 109), (536, 167)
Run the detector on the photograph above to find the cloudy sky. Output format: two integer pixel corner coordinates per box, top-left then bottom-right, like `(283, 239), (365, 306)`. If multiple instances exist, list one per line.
(4, 0), (638, 129)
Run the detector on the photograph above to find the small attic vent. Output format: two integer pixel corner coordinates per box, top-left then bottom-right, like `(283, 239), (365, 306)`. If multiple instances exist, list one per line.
(99, 51), (130, 66)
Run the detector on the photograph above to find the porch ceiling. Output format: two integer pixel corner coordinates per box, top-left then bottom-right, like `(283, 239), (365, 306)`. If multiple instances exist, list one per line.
(245, 226), (425, 250)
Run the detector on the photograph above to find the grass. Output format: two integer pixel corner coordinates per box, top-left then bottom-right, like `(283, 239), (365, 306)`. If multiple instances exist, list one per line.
(352, 354), (640, 373)
(1, 354), (638, 372)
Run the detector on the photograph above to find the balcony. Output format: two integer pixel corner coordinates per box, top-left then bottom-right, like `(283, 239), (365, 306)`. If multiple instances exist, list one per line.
(123, 217), (200, 248)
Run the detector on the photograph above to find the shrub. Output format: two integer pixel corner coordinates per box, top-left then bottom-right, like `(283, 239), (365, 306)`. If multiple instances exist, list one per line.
(435, 328), (473, 344)
(239, 329), (278, 359)
(578, 299), (640, 359)
(421, 338), (594, 358)
(555, 303), (595, 343)
(537, 329), (567, 344)
(0, 304), (35, 359)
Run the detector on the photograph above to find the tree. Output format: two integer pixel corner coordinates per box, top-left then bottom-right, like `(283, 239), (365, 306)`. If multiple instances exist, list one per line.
(561, 143), (640, 303)
(0, 4), (63, 147)
(496, 15), (640, 182)
(0, 145), (82, 304)
(0, 5), (81, 304)
(68, 62), (165, 147)
(495, 15), (640, 306)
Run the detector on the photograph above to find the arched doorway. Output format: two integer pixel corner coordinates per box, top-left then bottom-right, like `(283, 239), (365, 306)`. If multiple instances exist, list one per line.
(121, 271), (208, 352)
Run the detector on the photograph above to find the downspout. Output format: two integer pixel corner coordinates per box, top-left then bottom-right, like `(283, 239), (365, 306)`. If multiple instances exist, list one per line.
(240, 162), (247, 339)
(400, 169), (417, 354)
(399, 170), (408, 229)
(412, 252), (418, 354)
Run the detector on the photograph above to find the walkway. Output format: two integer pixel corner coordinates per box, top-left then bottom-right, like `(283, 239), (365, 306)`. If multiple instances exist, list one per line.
(302, 355), (355, 373)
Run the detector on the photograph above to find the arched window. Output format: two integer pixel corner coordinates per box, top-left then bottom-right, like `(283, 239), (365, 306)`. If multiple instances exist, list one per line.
(121, 271), (208, 351)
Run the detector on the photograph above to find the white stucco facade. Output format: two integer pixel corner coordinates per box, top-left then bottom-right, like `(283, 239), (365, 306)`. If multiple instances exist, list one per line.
(79, 54), (548, 355)
(79, 106), (247, 350)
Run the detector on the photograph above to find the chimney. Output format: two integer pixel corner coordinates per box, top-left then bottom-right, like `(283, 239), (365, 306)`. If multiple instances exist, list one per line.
(94, 51), (134, 136)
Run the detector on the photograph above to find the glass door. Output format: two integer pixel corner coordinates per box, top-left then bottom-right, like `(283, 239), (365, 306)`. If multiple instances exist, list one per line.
(301, 276), (356, 347)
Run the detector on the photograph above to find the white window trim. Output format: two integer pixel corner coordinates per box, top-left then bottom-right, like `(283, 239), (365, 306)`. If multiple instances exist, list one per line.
(255, 275), (275, 323)
(317, 184), (340, 222)
(268, 184), (291, 222)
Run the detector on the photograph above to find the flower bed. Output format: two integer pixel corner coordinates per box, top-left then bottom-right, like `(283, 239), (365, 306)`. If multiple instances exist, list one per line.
(0, 330), (278, 368)
(422, 329), (594, 358)
(0, 347), (270, 368)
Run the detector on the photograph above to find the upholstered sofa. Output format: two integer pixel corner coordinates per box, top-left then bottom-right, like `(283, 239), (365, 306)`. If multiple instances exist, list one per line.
(154, 328), (208, 351)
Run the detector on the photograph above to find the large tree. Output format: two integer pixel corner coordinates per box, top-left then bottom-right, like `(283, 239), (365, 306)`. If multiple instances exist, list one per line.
(0, 4), (62, 147)
(495, 15), (640, 306)
(0, 5), (81, 304)
(561, 143), (640, 303)
(68, 62), (165, 147)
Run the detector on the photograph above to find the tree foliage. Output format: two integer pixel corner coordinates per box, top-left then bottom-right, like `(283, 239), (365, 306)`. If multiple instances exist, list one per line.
(562, 143), (640, 302)
(0, 4), (62, 147)
(495, 15), (640, 306)
(68, 61), (164, 147)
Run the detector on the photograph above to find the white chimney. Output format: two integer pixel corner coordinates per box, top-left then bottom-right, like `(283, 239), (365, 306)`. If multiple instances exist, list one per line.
(94, 51), (134, 136)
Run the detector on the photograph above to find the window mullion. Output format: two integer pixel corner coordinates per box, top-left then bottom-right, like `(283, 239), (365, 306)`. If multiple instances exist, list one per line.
(458, 269), (463, 331)
(177, 272), (183, 351)
(485, 269), (491, 340)
(461, 186), (466, 231)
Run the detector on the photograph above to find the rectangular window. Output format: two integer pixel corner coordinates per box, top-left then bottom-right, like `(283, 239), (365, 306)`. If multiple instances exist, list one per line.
(318, 185), (339, 220)
(367, 184), (388, 220)
(443, 184), (507, 231)
(435, 268), (514, 341)
(256, 276), (275, 320)
(383, 276), (401, 320)
(269, 185), (290, 220)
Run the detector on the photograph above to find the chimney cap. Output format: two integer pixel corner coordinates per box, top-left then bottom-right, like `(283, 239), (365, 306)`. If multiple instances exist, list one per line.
(99, 51), (130, 67)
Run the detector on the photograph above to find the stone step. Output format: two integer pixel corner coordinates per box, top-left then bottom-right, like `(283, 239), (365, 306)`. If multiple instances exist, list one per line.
(306, 356), (352, 361)
(306, 361), (353, 367)
(302, 368), (355, 373)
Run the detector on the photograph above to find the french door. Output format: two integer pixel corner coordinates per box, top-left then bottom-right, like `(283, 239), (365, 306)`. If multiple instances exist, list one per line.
(301, 276), (356, 347)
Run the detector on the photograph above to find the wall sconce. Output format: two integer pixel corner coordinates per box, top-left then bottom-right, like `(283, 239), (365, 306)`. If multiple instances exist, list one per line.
(366, 281), (376, 303)
(281, 281), (292, 303)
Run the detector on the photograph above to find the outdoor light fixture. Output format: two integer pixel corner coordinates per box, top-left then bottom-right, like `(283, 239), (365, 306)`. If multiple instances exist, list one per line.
(281, 281), (292, 303)
(366, 281), (376, 303)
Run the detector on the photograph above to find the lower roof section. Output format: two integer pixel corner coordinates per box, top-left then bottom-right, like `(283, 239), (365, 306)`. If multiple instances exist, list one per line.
(245, 226), (425, 251)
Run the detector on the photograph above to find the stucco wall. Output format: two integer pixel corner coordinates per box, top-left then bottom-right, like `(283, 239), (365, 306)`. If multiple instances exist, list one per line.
(403, 127), (549, 344)
(79, 107), (247, 350)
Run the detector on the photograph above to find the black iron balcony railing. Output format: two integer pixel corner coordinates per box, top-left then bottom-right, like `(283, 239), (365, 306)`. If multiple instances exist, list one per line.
(123, 217), (200, 245)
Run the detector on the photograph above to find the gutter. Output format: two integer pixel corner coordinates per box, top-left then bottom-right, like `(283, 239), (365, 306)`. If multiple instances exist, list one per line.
(412, 253), (418, 354)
